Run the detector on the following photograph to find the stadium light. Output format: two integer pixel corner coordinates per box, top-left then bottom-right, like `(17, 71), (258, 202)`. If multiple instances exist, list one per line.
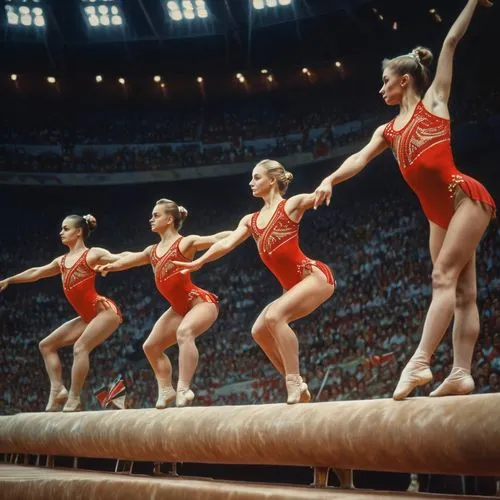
(11, 74), (18, 81)
(153, 75), (161, 83)
(95, 75), (103, 82)
(196, 76), (203, 83)
(252, 0), (292, 9)
(47, 76), (56, 84)
(166, 0), (209, 21)
(5, 0), (46, 28)
(118, 77), (125, 85)
(429, 8), (442, 23)
(81, 0), (123, 28)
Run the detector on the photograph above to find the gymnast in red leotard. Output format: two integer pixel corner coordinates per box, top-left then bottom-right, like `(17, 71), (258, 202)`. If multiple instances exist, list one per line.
(96, 199), (230, 408)
(0, 214), (125, 412)
(175, 160), (335, 404)
(314, 0), (496, 400)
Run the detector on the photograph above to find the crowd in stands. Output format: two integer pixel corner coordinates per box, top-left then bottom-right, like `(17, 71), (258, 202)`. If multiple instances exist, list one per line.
(1, 84), (498, 174)
(1, 171), (499, 415)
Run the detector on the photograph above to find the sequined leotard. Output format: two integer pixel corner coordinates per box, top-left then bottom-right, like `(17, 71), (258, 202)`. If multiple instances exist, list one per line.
(60, 249), (122, 323)
(383, 101), (495, 228)
(250, 199), (334, 291)
(150, 237), (218, 316)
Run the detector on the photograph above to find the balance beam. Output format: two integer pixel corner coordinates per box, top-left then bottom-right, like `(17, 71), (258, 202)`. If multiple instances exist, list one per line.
(1, 395), (499, 476)
(2, 465), (497, 500)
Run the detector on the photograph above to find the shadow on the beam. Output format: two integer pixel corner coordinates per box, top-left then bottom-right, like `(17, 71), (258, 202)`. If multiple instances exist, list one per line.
(171, 463), (414, 491)
(16, 456), (496, 495)
(418, 474), (497, 496)
(354, 470), (411, 491)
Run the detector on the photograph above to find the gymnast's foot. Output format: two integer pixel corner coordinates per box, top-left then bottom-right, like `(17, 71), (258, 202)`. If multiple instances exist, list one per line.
(155, 385), (176, 409)
(62, 394), (82, 412)
(176, 389), (195, 408)
(45, 386), (68, 412)
(393, 352), (433, 400)
(286, 375), (311, 404)
(429, 367), (475, 397)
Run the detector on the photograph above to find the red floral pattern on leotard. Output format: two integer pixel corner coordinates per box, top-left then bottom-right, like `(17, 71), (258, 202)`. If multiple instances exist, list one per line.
(150, 237), (218, 315)
(383, 101), (495, 228)
(60, 250), (121, 323)
(252, 202), (297, 256)
(384, 103), (450, 170)
(250, 200), (334, 290)
(150, 237), (185, 283)
(62, 251), (94, 291)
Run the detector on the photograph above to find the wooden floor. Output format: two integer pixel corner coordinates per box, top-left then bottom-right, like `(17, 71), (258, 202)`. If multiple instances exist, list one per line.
(0, 465), (496, 500)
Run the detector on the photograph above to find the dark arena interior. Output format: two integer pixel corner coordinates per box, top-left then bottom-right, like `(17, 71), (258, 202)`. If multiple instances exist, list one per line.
(0, 0), (499, 498)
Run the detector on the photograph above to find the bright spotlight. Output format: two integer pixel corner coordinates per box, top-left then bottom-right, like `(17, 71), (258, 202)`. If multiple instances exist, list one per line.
(21, 15), (32, 26)
(11, 74), (18, 81)
(253, 0), (292, 8)
(154, 75), (161, 83)
(95, 75), (103, 82)
(166, 0), (210, 21)
(81, 0), (124, 28)
(118, 77), (125, 85)
(47, 76), (56, 84)
(5, 2), (46, 27)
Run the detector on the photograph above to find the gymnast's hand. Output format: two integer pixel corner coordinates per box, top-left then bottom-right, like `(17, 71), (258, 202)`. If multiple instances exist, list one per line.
(478, 0), (493, 7)
(0, 279), (9, 292)
(313, 180), (333, 209)
(172, 259), (203, 275)
(94, 263), (115, 277)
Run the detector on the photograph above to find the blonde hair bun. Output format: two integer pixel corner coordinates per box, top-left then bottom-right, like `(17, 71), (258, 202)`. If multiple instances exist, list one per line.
(178, 206), (189, 220)
(83, 214), (97, 231)
(412, 46), (433, 67)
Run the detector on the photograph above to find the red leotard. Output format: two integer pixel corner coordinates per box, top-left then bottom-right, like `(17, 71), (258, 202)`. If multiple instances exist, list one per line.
(60, 249), (122, 324)
(250, 199), (334, 291)
(150, 236), (218, 316)
(383, 101), (496, 229)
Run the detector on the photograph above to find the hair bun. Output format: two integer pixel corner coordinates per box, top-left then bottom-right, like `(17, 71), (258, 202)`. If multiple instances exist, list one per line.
(412, 46), (433, 67)
(285, 171), (294, 182)
(83, 214), (97, 231)
(178, 206), (189, 219)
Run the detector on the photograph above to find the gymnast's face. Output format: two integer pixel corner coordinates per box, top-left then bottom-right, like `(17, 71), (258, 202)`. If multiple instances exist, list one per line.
(380, 68), (406, 106)
(249, 166), (275, 198)
(60, 218), (82, 247)
(149, 205), (173, 233)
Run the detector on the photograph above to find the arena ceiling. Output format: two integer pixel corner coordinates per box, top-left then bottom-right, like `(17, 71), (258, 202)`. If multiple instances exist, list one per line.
(0, 0), (497, 101)
(2, 0), (492, 72)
